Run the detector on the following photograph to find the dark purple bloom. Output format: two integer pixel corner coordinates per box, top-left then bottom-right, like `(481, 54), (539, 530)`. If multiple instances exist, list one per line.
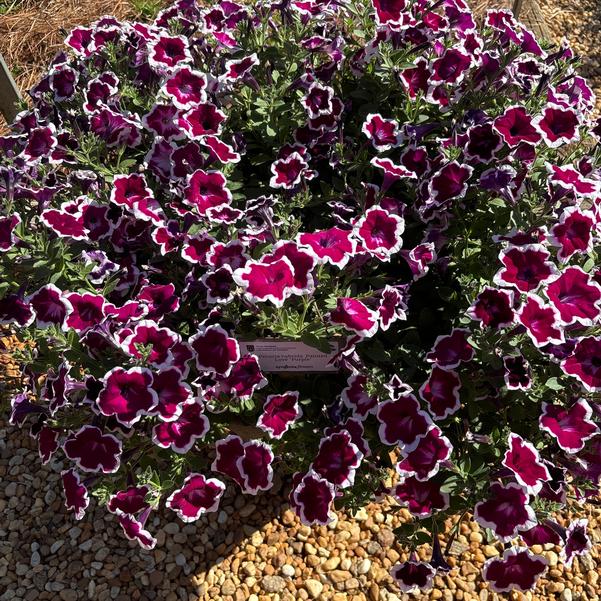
(0, 213), (20, 251)
(27, 284), (72, 328)
(392, 476), (450, 517)
(97, 367), (158, 426)
(376, 393), (431, 450)
(312, 431), (363, 488)
(108, 485), (150, 515)
(291, 469), (336, 525)
(61, 469), (89, 520)
(63, 425), (122, 473)
(166, 473), (225, 522)
(395, 426), (453, 481)
(189, 324), (241, 376)
(562, 519), (591, 568)
(533, 103), (580, 148)
(426, 328), (474, 368)
(237, 440), (274, 494)
(362, 113), (401, 150)
(483, 547), (547, 593)
(548, 207), (595, 262)
(468, 287), (515, 329)
(419, 366), (461, 420)
(152, 401), (209, 453)
(503, 354), (532, 391)
(474, 482), (536, 541)
(517, 294), (564, 348)
(494, 245), (556, 292)
(428, 162), (473, 205)
(390, 561), (435, 593)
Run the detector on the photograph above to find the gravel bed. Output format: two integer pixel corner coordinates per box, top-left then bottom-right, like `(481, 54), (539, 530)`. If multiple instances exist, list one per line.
(537, 0), (601, 115)
(1, 331), (600, 601)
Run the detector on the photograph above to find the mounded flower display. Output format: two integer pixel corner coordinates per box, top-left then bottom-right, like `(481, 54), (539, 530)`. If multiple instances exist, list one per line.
(1, 0), (601, 593)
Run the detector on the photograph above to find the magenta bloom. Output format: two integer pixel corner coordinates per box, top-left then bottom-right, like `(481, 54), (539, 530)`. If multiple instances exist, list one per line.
(265, 241), (316, 295)
(162, 66), (207, 109)
(474, 482), (536, 541)
(539, 399), (597, 452)
(533, 103), (580, 147)
(166, 473), (225, 522)
(184, 169), (232, 216)
(520, 522), (562, 547)
(148, 34), (192, 71)
(377, 285), (407, 331)
(269, 152), (309, 189)
(494, 245), (556, 292)
(298, 227), (355, 268)
(395, 426), (452, 481)
(215, 354), (267, 400)
(64, 292), (106, 333)
(63, 425), (122, 473)
(426, 328), (474, 368)
(40, 207), (86, 240)
(468, 287), (515, 329)
(362, 113), (401, 150)
(38, 425), (60, 464)
(562, 519), (592, 568)
(301, 82), (334, 118)
(547, 164), (599, 199)
(179, 103), (226, 138)
(330, 297), (379, 337)
(233, 257), (295, 307)
(97, 367), (158, 426)
(431, 48), (472, 85)
(545, 267), (601, 326)
(118, 513), (157, 551)
(152, 401), (209, 454)
(189, 324), (240, 376)
(419, 366), (461, 420)
(341, 374), (378, 419)
(28, 284), (72, 328)
(222, 53), (259, 81)
(202, 135), (241, 164)
(517, 294), (565, 348)
(211, 435), (245, 486)
(257, 390), (302, 439)
(390, 561), (435, 593)
(561, 336), (601, 391)
(392, 476), (450, 518)
(483, 547), (547, 593)
(548, 207), (595, 262)
(376, 394), (431, 450)
(0, 213), (20, 251)
(493, 106), (541, 146)
(352, 207), (405, 260)
(428, 161), (473, 205)
(502, 433), (551, 495)
(151, 367), (193, 421)
(61, 469), (89, 520)
(291, 469), (336, 525)
(108, 485), (150, 515)
(312, 431), (363, 488)
(121, 320), (179, 367)
(372, 0), (407, 25)
(237, 440), (274, 494)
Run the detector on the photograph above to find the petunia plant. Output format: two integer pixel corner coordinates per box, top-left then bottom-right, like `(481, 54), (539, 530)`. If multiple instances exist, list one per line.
(1, 0), (601, 592)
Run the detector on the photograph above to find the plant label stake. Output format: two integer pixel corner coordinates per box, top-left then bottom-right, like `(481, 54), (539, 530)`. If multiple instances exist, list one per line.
(0, 52), (21, 124)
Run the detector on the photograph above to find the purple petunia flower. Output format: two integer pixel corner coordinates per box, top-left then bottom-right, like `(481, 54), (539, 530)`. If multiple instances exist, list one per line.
(291, 469), (336, 526)
(61, 469), (90, 520)
(63, 425), (122, 473)
(502, 433), (551, 495)
(483, 547), (547, 593)
(329, 297), (379, 338)
(419, 366), (462, 420)
(474, 482), (536, 541)
(390, 560), (436, 593)
(539, 399), (597, 452)
(166, 473), (225, 522)
(257, 390), (302, 439)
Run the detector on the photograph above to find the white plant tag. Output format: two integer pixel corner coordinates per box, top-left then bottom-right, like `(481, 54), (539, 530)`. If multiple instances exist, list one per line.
(239, 339), (340, 372)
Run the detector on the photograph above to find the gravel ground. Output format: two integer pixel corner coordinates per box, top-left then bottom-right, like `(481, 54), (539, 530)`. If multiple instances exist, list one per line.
(537, 0), (601, 115)
(1, 331), (601, 601)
